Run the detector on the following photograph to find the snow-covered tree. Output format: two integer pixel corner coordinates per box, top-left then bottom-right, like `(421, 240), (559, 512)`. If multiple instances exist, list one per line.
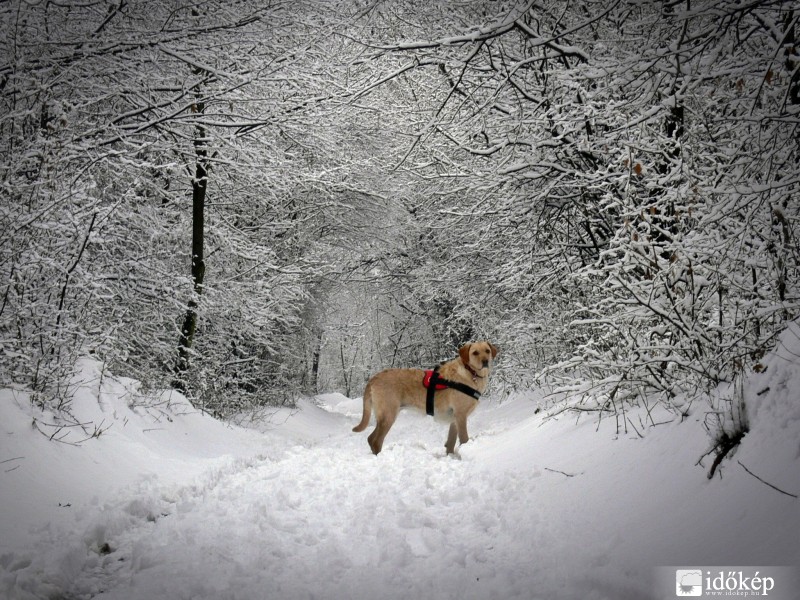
(2, 0), (797, 426)
(0, 0), (356, 412)
(337, 0), (799, 409)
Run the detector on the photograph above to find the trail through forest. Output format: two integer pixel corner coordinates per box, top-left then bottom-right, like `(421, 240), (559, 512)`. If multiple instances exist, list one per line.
(2, 330), (800, 599)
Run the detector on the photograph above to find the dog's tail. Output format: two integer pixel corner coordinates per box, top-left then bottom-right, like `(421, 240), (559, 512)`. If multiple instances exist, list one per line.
(352, 382), (372, 432)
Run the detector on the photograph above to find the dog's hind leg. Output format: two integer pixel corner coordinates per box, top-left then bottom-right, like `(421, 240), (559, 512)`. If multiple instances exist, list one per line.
(367, 403), (398, 455)
(367, 426), (382, 455)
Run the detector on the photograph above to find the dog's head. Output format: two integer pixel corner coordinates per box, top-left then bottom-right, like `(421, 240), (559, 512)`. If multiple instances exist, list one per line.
(459, 341), (499, 375)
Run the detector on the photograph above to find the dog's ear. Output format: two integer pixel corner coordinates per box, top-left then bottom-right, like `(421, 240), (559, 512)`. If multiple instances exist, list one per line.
(489, 343), (499, 358)
(459, 344), (472, 365)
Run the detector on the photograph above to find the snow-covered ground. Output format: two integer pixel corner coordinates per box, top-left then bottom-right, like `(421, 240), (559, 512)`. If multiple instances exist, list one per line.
(2, 328), (800, 600)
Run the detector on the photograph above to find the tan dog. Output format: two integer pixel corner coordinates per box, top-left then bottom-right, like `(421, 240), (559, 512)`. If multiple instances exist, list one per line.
(352, 341), (498, 455)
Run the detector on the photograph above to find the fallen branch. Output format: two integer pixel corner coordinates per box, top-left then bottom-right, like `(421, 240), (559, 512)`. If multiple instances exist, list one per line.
(738, 461), (798, 499)
(545, 467), (579, 478)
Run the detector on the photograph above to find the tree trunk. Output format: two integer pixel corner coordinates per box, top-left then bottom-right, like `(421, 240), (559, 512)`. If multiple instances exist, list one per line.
(310, 335), (321, 394)
(175, 103), (207, 386)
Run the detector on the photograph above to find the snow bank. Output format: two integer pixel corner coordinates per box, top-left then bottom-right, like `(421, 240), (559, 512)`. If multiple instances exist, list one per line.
(1, 342), (799, 600)
(0, 359), (277, 598)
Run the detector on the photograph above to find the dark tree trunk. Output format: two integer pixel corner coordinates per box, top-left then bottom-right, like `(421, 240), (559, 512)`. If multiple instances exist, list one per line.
(175, 104), (207, 386)
(310, 332), (321, 394)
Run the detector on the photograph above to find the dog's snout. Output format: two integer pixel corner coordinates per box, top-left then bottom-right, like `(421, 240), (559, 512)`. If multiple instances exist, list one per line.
(481, 359), (489, 368)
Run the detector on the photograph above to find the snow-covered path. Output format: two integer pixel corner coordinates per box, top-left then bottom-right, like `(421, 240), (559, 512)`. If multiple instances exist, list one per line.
(89, 411), (559, 600)
(55, 395), (632, 600)
(3, 339), (800, 600)
(69, 397), (584, 600)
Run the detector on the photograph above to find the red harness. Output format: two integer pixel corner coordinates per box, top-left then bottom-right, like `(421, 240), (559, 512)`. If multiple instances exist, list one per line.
(423, 370), (448, 390)
(422, 366), (482, 416)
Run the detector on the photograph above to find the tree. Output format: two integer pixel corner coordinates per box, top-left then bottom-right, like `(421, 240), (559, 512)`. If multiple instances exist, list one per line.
(3, 0), (797, 429)
(335, 0), (800, 411)
(0, 0), (355, 412)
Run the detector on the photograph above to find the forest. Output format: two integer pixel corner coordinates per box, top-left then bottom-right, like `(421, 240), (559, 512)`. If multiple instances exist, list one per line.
(1, 0), (798, 440)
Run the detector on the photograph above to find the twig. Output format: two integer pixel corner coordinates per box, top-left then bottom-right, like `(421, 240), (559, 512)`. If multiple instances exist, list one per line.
(545, 467), (579, 478)
(34, 419), (93, 429)
(738, 461), (798, 499)
(626, 416), (644, 438)
(56, 211), (98, 323)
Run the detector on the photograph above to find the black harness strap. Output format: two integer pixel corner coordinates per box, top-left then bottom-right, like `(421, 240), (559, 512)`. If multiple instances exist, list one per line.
(426, 365), (481, 417)
(425, 367), (440, 416)
(442, 379), (482, 401)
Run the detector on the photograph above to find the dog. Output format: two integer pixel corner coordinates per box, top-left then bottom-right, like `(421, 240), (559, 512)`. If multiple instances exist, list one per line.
(352, 341), (498, 455)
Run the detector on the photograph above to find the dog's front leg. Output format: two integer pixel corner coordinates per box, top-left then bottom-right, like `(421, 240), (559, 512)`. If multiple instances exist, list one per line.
(455, 413), (469, 446)
(444, 422), (458, 454)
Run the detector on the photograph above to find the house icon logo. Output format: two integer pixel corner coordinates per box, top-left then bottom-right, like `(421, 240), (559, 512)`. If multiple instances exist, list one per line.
(676, 570), (703, 596)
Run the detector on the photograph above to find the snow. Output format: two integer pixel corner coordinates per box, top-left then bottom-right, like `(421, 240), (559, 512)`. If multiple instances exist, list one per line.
(2, 333), (800, 600)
